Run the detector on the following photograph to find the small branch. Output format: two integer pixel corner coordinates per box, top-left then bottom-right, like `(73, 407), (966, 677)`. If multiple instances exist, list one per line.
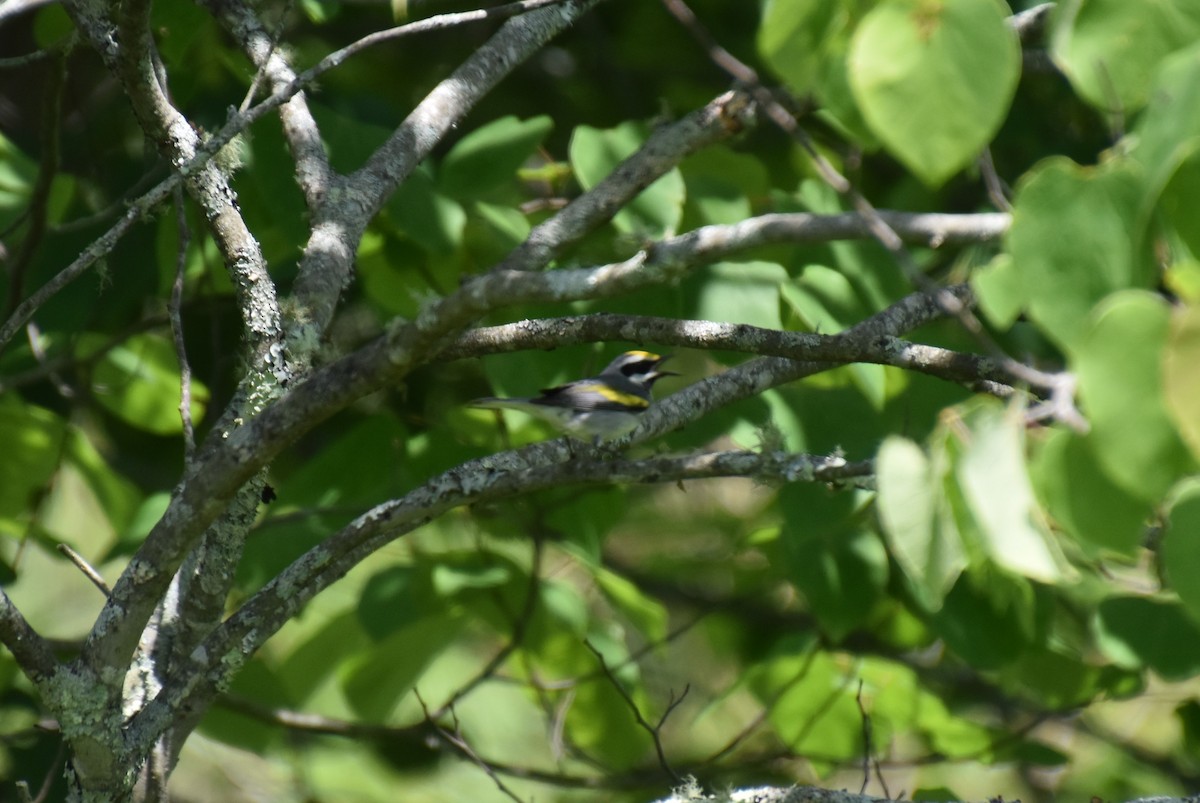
(433, 537), (545, 719)
(292, 0), (606, 342)
(415, 690), (526, 803)
(56, 544), (111, 598)
(584, 639), (685, 783)
(703, 646), (819, 765)
(216, 692), (434, 743)
(199, 0), (331, 208)
(978, 148), (1012, 213)
(856, 680), (888, 797)
(0, 587), (59, 688)
(494, 89), (756, 274)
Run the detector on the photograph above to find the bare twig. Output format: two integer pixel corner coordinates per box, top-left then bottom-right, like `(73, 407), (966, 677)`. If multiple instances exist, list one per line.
(434, 537), (545, 718)
(978, 148), (1012, 212)
(583, 639), (687, 783)
(56, 544), (112, 598)
(703, 645), (819, 765)
(415, 690), (527, 803)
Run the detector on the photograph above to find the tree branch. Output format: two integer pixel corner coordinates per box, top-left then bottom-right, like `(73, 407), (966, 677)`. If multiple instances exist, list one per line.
(198, 0), (332, 209)
(494, 89), (756, 274)
(0, 587), (59, 690)
(129, 449), (869, 750)
(442, 309), (1020, 397)
(290, 0), (607, 349)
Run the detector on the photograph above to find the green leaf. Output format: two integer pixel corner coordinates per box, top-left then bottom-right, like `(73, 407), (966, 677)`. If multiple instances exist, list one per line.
(848, 0), (1019, 186)
(279, 611), (370, 705)
(89, 333), (209, 436)
(431, 559), (511, 597)
(913, 690), (999, 759)
(564, 673), (649, 769)
(342, 613), (464, 721)
(1006, 157), (1148, 351)
(1075, 291), (1195, 502)
(0, 134), (38, 231)
(1178, 699), (1200, 757)
(1164, 481), (1200, 625)
(387, 164), (466, 256)
(358, 565), (431, 641)
(198, 658), (290, 752)
(784, 527), (888, 642)
(1131, 47), (1200, 256)
(931, 567), (1038, 670)
(876, 435), (967, 609)
(274, 415), (408, 514)
(593, 565), (667, 643)
(0, 397), (65, 519)
(63, 427), (140, 543)
(1030, 429), (1149, 555)
(1165, 301), (1200, 464)
(464, 201), (532, 265)
(779, 264), (866, 333)
(1000, 645), (1142, 709)
(750, 647), (862, 757)
(439, 115), (553, 200)
(971, 253), (1024, 329)
(1050, 0), (1200, 112)
(680, 146), (768, 227)
(956, 403), (1070, 583)
(1094, 596), (1200, 680)
(687, 261), (786, 329)
(757, 0), (842, 96)
(569, 122), (685, 239)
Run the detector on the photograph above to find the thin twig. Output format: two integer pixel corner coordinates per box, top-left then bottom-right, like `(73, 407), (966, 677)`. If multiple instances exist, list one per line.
(979, 148), (1012, 212)
(583, 638), (684, 783)
(415, 689), (527, 803)
(702, 644), (819, 765)
(56, 544), (111, 597)
(434, 536), (544, 718)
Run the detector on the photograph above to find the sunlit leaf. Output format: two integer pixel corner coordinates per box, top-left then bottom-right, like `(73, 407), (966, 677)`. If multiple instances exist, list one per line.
(848, 0), (1019, 186)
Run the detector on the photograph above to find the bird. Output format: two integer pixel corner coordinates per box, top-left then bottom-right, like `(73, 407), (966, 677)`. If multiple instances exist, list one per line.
(466, 350), (676, 442)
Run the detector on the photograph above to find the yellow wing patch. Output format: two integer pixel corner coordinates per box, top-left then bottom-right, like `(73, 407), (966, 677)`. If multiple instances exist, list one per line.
(576, 382), (650, 408)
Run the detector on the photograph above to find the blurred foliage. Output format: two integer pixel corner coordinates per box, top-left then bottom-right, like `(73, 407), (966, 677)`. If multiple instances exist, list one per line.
(4, 0), (1200, 801)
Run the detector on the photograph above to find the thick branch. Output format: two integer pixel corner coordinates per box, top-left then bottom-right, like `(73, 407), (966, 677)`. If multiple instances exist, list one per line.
(1, 2), (576, 354)
(130, 449), (868, 750)
(80, 252), (974, 684)
(291, 0), (607, 344)
(442, 311), (1018, 397)
(198, 0), (332, 208)
(130, 288), (973, 747)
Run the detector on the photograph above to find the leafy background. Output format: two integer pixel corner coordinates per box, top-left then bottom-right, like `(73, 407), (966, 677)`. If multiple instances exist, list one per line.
(4, 0), (1200, 800)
